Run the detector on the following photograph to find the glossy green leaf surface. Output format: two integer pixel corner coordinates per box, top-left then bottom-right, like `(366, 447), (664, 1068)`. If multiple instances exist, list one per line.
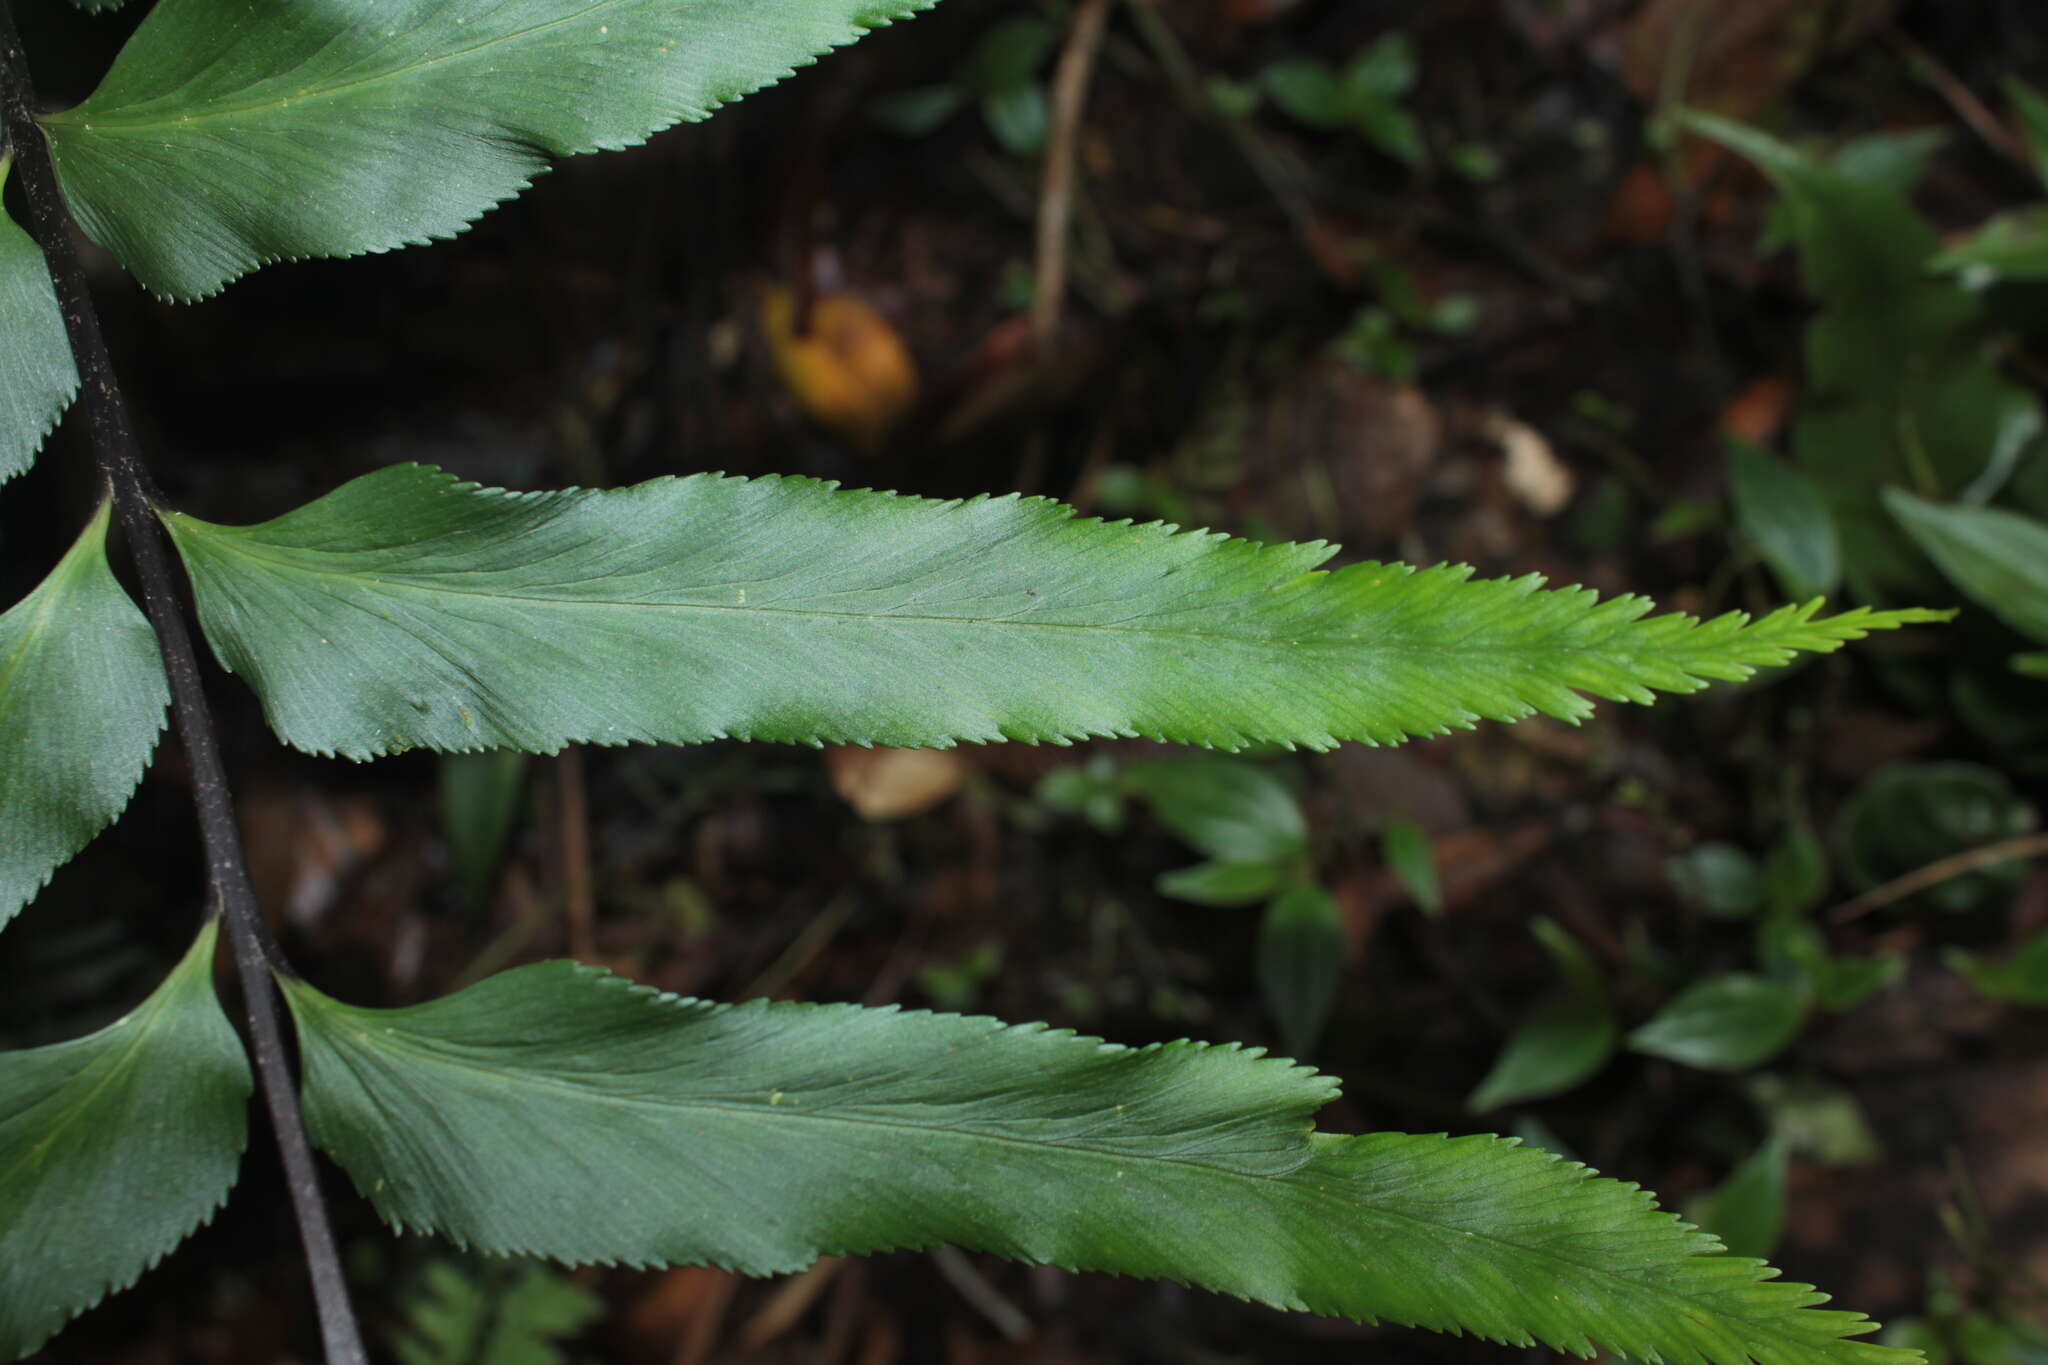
(1629, 974), (1807, 1072)
(40, 0), (935, 300)
(1468, 918), (1617, 1112)
(1156, 857), (1291, 907)
(0, 499), (169, 926)
(285, 961), (1908, 1363)
(0, 922), (250, 1359)
(165, 465), (1945, 761)
(1885, 490), (2048, 645)
(1730, 440), (1839, 603)
(0, 158), (78, 485)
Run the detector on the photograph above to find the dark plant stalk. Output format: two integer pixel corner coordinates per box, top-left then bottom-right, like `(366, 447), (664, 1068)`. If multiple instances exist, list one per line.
(0, 10), (368, 1362)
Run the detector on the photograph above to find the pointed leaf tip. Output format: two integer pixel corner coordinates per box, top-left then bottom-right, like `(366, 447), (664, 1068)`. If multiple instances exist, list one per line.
(284, 962), (1915, 1363)
(164, 466), (1937, 761)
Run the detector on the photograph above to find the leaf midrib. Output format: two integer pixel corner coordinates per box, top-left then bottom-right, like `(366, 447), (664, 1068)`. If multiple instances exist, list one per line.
(311, 1009), (1313, 1175)
(188, 529), (1645, 656)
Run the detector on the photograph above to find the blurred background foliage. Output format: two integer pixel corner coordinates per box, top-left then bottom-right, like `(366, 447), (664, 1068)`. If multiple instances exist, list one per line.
(7, 0), (2048, 1360)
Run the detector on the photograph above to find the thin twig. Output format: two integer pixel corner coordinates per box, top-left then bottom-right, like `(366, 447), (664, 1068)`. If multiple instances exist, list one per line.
(1884, 25), (2035, 176)
(1119, 0), (1324, 254)
(1032, 0), (1113, 352)
(0, 10), (367, 1361)
(1832, 832), (2048, 923)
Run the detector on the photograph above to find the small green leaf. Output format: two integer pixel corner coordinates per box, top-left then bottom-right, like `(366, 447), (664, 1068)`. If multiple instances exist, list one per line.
(1670, 842), (1765, 919)
(1929, 207), (2048, 282)
(439, 751), (529, 909)
(1036, 757), (1124, 835)
(1629, 973), (1807, 1072)
(283, 962), (1910, 1363)
(963, 16), (1054, 96)
(1685, 111), (2038, 602)
(1947, 929), (2048, 1006)
(1350, 101), (1424, 167)
(392, 1258), (604, 1365)
(1382, 817), (1440, 914)
(1, 499), (170, 926)
(1693, 1137), (1790, 1262)
(1747, 1075), (1883, 1167)
(1763, 825), (1830, 918)
(163, 465), (1948, 762)
(1468, 918), (1617, 1112)
(1261, 60), (1346, 128)
(0, 158), (79, 486)
(980, 83), (1047, 158)
(1126, 756), (1307, 865)
(1731, 440), (1840, 602)
(1814, 953), (1903, 1014)
(1257, 885), (1344, 1058)
(0, 921), (251, 1359)
(1833, 763), (2037, 914)
(41, 0), (937, 300)
(1885, 490), (2048, 646)
(867, 84), (966, 138)
(1157, 858), (1293, 908)
(1341, 34), (1416, 102)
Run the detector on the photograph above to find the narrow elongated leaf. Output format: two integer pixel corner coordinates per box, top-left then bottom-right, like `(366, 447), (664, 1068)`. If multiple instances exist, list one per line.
(0, 922), (250, 1359)
(0, 157), (78, 484)
(285, 962), (1909, 1363)
(40, 0), (935, 300)
(0, 499), (169, 925)
(1885, 490), (2048, 645)
(164, 465), (1946, 761)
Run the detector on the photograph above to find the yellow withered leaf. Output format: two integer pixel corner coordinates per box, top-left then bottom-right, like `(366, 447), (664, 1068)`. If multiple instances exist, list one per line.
(761, 286), (918, 455)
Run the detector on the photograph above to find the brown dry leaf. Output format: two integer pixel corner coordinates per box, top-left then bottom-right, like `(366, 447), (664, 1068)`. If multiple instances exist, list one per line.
(761, 286), (918, 454)
(1619, 0), (1899, 114)
(1484, 410), (1574, 517)
(1719, 375), (1799, 446)
(826, 747), (969, 821)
